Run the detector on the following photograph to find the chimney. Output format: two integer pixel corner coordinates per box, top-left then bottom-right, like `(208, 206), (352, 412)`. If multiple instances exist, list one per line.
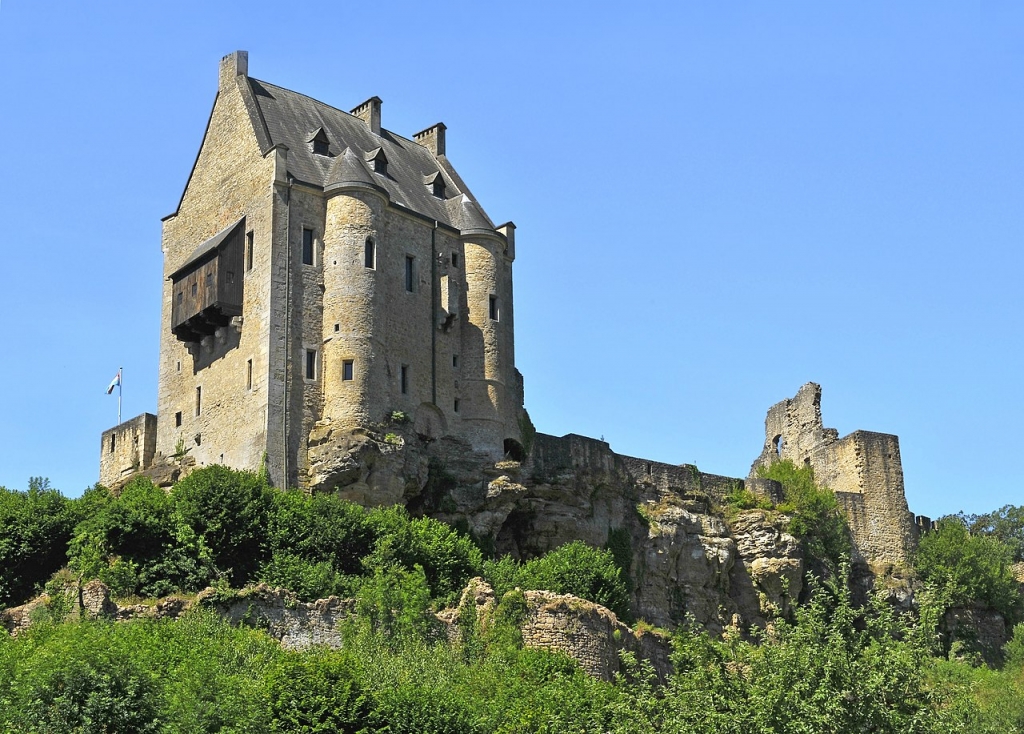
(219, 50), (248, 90)
(496, 221), (516, 259)
(414, 123), (446, 157)
(350, 97), (382, 136)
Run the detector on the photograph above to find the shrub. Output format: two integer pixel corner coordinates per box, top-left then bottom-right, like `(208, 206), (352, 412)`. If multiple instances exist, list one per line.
(171, 465), (274, 586)
(757, 460), (851, 574)
(915, 517), (1021, 622)
(267, 652), (371, 733)
(484, 541), (631, 621)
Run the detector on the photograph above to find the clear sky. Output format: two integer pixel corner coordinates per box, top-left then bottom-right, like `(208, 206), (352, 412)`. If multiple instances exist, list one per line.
(1, 2), (1021, 518)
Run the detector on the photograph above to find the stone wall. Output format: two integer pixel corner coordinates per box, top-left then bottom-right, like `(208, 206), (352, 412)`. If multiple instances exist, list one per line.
(750, 383), (917, 567)
(156, 51), (277, 481)
(99, 413), (157, 488)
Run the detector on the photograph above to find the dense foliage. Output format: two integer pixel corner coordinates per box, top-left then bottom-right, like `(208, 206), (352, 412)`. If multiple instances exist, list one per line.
(2, 577), (1023, 732)
(756, 459), (852, 574)
(916, 517), (1021, 622)
(2, 468), (483, 609)
(957, 504), (1024, 562)
(483, 541), (631, 621)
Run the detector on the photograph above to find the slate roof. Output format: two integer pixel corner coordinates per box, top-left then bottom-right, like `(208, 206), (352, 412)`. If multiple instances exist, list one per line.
(244, 78), (495, 232)
(169, 217), (244, 280)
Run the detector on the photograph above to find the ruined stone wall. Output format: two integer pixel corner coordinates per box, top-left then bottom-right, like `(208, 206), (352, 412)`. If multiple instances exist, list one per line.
(750, 383), (916, 567)
(99, 413), (157, 488)
(156, 52), (276, 478)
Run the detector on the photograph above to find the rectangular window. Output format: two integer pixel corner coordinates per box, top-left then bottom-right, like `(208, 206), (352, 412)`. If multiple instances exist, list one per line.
(195, 386), (202, 416)
(489, 295), (499, 321)
(342, 360), (354, 381)
(405, 256), (415, 292)
(191, 282), (198, 297)
(453, 398), (460, 413)
(400, 365), (409, 394)
(226, 271), (234, 284)
(302, 228), (314, 266)
(246, 359), (252, 391)
(246, 231), (254, 271)
(175, 411), (182, 427)
(364, 239), (375, 269)
(110, 434), (116, 453)
(305, 350), (317, 380)
(452, 354), (458, 368)
(451, 252), (459, 267)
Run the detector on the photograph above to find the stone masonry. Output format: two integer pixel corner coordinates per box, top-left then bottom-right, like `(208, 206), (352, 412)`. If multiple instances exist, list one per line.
(750, 382), (917, 567)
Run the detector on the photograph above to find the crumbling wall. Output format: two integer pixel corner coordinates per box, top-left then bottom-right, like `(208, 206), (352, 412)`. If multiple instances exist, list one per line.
(750, 383), (916, 567)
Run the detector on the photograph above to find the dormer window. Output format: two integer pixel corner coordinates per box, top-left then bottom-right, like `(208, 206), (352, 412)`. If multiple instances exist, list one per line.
(308, 128), (331, 156)
(366, 147), (388, 175)
(424, 171), (446, 199)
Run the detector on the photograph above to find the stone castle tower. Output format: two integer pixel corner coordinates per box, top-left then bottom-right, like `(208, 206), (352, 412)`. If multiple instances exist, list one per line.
(101, 51), (524, 489)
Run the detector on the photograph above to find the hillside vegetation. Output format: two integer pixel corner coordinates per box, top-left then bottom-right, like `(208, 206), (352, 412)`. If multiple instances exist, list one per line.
(1, 467), (1023, 732)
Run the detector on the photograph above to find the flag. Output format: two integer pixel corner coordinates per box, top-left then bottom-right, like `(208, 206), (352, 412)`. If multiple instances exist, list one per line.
(106, 369), (121, 395)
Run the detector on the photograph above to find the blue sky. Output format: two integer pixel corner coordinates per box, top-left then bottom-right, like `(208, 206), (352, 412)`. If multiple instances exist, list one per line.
(1, 2), (1021, 518)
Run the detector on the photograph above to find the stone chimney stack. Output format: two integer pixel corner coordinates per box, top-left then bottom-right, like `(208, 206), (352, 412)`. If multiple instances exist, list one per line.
(351, 97), (382, 136)
(414, 123), (447, 157)
(219, 50), (248, 90)
(496, 222), (516, 259)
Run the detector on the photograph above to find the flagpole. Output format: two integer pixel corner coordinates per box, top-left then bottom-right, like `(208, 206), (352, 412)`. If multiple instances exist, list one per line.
(118, 367), (122, 425)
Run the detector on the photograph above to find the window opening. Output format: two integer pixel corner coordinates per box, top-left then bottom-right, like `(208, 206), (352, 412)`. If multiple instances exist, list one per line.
(451, 252), (459, 267)
(400, 365), (409, 394)
(489, 295), (499, 321)
(453, 398), (460, 413)
(195, 386), (202, 416)
(312, 138), (329, 156)
(342, 360), (354, 381)
(452, 354), (458, 368)
(191, 283), (197, 297)
(246, 231), (254, 271)
(365, 238), (375, 269)
(405, 256), (415, 292)
(334, 323), (340, 332)
(305, 350), (317, 380)
(246, 359), (252, 391)
(110, 434), (116, 453)
(175, 411), (182, 427)
(302, 228), (314, 266)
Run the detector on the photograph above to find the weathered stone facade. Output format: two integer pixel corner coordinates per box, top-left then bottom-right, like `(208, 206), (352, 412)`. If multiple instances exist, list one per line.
(99, 413), (157, 488)
(750, 382), (917, 567)
(101, 51), (524, 488)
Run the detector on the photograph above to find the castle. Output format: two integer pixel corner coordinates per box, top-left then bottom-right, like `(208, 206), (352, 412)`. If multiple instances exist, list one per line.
(101, 51), (525, 490)
(100, 52), (919, 575)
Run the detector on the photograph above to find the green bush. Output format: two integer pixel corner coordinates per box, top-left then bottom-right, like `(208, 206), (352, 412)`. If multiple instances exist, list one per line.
(172, 465), (274, 586)
(0, 479), (81, 607)
(959, 504), (1024, 563)
(915, 517), (1021, 622)
(757, 460), (851, 574)
(68, 476), (217, 598)
(484, 541), (631, 621)
(267, 651), (372, 733)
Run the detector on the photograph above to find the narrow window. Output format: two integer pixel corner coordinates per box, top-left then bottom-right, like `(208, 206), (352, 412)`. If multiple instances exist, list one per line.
(195, 386), (202, 416)
(364, 238), (375, 269)
(206, 272), (213, 287)
(305, 350), (317, 380)
(405, 256), (415, 292)
(400, 365), (409, 394)
(175, 411), (182, 427)
(176, 360), (181, 372)
(191, 283), (197, 297)
(302, 228), (314, 266)
(177, 291), (183, 305)
(453, 398), (460, 413)
(451, 252), (459, 267)
(246, 231), (254, 271)
(342, 360), (354, 381)
(246, 359), (252, 390)
(452, 354), (458, 368)
(334, 323), (340, 332)
(110, 434), (116, 453)
(489, 295), (499, 321)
